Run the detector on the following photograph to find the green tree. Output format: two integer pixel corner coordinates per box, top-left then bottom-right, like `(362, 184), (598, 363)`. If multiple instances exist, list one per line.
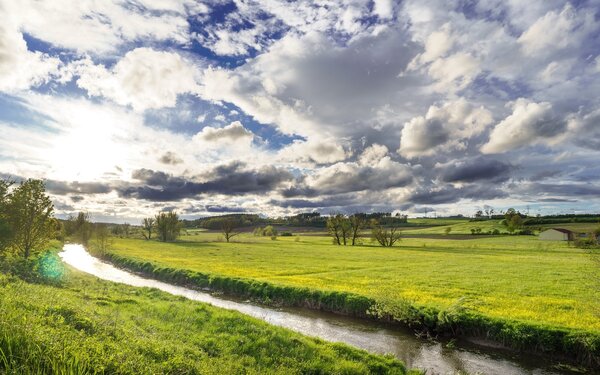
(155, 211), (181, 242)
(507, 215), (523, 234)
(71, 212), (93, 245)
(6, 179), (54, 259)
(0, 179), (14, 253)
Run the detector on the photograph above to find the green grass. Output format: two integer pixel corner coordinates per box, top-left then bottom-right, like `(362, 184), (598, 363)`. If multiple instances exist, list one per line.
(109, 234), (599, 332)
(105, 234), (600, 367)
(0, 267), (413, 374)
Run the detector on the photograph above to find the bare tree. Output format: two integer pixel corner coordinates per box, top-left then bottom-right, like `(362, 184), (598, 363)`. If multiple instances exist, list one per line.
(221, 218), (241, 242)
(141, 217), (155, 240)
(327, 214), (350, 245)
(370, 218), (402, 247)
(349, 214), (367, 246)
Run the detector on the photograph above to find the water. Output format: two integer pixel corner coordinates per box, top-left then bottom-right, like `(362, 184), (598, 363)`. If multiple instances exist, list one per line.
(59, 244), (569, 375)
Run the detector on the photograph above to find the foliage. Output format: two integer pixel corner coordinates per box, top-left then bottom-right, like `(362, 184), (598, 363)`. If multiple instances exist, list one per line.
(4, 179), (55, 259)
(66, 212), (93, 245)
(155, 211), (181, 242)
(0, 271), (411, 374)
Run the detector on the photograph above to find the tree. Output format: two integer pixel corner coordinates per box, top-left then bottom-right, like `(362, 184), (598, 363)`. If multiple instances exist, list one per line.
(6, 179), (54, 259)
(370, 218), (401, 247)
(0, 179), (14, 253)
(349, 214), (367, 246)
(444, 227), (452, 236)
(71, 212), (93, 245)
(327, 214), (350, 245)
(506, 215), (523, 234)
(221, 218), (241, 242)
(155, 211), (181, 242)
(141, 217), (155, 240)
(93, 225), (112, 255)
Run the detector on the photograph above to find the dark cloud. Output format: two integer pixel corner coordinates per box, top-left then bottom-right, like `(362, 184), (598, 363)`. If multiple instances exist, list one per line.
(205, 205), (245, 213)
(159, 151), (183, 165)
(45, 180), (112, 195)
(120, 162), (293, 201)
(440, 158), (513, 183)
(409, 184), (508, 205)
(70, 195), (84, 202)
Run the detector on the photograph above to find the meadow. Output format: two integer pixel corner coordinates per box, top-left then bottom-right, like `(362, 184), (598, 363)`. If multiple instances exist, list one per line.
(0, 262), (413, 374)
(105, 233), (600, 367)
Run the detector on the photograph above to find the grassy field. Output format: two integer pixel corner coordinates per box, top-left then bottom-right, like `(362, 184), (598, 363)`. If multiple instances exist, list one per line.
(108, 234), (599, 333)
(0, 264), (412, 374)
(104, 234), (600, 367)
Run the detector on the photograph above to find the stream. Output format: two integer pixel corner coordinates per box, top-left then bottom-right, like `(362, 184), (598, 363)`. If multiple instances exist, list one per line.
(59, 244), (568, 375)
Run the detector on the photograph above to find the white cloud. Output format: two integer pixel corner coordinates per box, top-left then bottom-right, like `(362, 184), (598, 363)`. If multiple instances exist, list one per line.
(373, 0), (394, 19)
(194, 121), (254, 144)
(481, 99), (565, 154)
(0, 6), (60, 92)
(399, 99), (493, 158)
(277, 139), (349, 165)
(75, 48), (201, 111)
(518, 4), (598, 57)
(7, 0), (193, 54)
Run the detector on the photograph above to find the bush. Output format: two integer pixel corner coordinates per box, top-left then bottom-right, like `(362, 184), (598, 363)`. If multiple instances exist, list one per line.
(281, 232), (293, 237)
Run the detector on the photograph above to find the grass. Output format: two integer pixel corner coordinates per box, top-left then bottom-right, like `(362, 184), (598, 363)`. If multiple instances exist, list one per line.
(105, 234), (600, 367)
(0, 265), (413, 374)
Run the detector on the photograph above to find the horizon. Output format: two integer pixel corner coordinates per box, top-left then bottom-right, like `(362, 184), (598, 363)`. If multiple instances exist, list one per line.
(2, 1), (600, 224)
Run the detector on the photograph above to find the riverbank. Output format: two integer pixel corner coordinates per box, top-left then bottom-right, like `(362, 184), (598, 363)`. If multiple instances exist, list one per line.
(0, 261), (414, 374)
(102, 236), (600, 371)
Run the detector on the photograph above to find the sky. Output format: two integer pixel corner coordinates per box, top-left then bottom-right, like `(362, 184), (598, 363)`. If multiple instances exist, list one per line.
(1, 0), (600, 222)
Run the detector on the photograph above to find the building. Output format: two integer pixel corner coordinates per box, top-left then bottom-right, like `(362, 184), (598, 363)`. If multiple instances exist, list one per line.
(539, 228), (574, 241)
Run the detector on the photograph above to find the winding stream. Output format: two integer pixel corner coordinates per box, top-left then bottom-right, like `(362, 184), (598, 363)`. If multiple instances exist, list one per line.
(59, 244), (567, 375)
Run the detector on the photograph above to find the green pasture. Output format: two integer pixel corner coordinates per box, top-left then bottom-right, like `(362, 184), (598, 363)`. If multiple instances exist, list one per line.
(108, 234), (600, 334)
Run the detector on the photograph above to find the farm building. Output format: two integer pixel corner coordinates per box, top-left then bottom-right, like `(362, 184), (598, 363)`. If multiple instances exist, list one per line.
(539, 228), (574, 241)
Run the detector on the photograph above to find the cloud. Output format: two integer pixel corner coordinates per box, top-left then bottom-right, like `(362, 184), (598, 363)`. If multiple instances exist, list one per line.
(373, 0), (394, 19)
(277, 139), (348, 165)
(159, 151), (183, 165)
(518, 4), (598, 58)
(481, 99), (566, 154)
(7, 0), (193, 54)
(282, 145), (413, 196)
(439, 158), (513, 183)
(398, 99), (493, 158)
(119, 162), (293, 201)
(194, 121), (254, 143)
(0, 5), (60, 92)
(75, 48), (201, 111)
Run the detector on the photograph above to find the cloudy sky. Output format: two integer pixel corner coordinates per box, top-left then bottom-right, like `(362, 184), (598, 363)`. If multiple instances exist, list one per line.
(1, 0), (600, 222)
